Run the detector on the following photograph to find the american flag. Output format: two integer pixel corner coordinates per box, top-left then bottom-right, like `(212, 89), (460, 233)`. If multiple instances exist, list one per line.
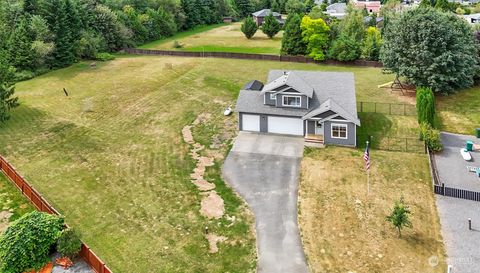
(364, 142), (371, 170)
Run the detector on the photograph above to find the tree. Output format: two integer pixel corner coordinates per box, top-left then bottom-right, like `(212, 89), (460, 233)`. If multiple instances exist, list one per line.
(328, 35), (360, 61)
(416, 87), (435, 127)
(380, 7), (478, 94)
(235, 0), (253, 17)
(361, 26), (381, 61)
(262, 13), (281, 38)
(0, 212), (64, 273)
(8, 16), (35, 71)
(386, 197), (412, 238)
(241, 16), (258, 38)
(434, 0), (451, 11)
(329, 6), (365, 61)
(368, 12), (377, 27)
(285, 0), (306, 14)
(57, 228), (82, 259)
(305, 0), (316, 12)
(0, 56), (19, 123)
(301, 15), (330, 60)
(281, 13), (306, 55)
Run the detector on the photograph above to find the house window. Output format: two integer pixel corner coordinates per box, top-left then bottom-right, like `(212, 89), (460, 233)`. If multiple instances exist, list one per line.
(331, 124), (347, 139)
(282, 95), (301, 107)
(270, 93), (276, 100)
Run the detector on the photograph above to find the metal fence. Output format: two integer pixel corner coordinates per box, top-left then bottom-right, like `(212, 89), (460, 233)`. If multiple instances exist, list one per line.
(434, 183), (480, 202)
(0, 155), (113, 273)
(357, 134), (426, 154)
(124, 48), (383, 67)
(357, 101), (417, 116)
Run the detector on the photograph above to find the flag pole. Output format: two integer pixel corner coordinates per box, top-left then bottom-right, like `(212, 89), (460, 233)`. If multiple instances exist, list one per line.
(366, 141), (370, 196)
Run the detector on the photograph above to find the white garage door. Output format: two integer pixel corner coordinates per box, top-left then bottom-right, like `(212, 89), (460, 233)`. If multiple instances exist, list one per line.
(268, 116), (304, 136)
(242, 114), (260, 132)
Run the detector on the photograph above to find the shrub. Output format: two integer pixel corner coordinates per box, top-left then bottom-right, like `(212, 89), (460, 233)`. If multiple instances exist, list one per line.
(57, 228), (82, 259)
(94, 52), (116, 61)
(13, 70), (36, 82)
(172, 40), (183, 48)
(241, 17), (258, 39)
(420, 122), (443, 152)
(0, 211), (64, 273)
(416, 87), (435, 127)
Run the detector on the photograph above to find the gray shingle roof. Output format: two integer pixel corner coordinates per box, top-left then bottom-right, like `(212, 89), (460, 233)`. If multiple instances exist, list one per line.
(261, 71), (314, 98)
(243, 80), (264, 91)
(252, 9), (281, 17)
(236, 70), (359, 122)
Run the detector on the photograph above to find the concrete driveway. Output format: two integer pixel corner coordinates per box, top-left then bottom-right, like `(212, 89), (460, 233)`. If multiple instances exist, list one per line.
(223, 132), (309, 273)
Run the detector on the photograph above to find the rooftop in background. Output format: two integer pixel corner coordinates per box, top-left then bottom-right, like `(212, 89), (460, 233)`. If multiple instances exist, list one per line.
(252, 9), (282, 18)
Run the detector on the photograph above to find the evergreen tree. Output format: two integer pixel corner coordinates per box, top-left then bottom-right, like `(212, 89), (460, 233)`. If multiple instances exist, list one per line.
(434, 0), (450, 11)
(281, 13), (306, 55)
(361, 26), (381, 61)
(8, 16), (35, 71)
(272, 0), (280, 11)
(235, 0), (253, 18)
(241, 16), (258, 39)
(0, 56), (19, 123)
(416, 87), (435, 127)
(305, 0), (316, 12)
(52, 0), (75, 67)
(23, 0), (38, 15)
(262, 13), (281, 38)
(368, 12), (377, 27)
(285, 0), (306, 14)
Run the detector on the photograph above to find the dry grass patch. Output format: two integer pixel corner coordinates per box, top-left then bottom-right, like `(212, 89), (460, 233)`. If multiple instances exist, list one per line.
(299, 147), (446, 273)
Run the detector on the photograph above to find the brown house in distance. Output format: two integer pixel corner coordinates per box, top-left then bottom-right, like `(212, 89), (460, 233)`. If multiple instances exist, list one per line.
(252, 9), (284, 26)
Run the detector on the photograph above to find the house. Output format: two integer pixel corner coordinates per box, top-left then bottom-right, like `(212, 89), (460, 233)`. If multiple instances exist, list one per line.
(463, 13), (480, 24)
(325, 3), (347, 19)
(235, 70), (360, 147)
(252, 9), (284, 26)
(355, 1), (381, 13)
(222, 17), (233, 23)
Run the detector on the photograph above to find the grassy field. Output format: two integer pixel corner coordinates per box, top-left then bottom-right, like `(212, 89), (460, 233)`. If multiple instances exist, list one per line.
(0, 55), (414, 272)
(437, 87), (480, 135)
(0, 173), (34, 233)
(140, 23), (283, 55)
(299, 147), (446, 273)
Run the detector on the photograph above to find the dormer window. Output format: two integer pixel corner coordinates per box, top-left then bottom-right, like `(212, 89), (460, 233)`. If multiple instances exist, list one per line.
(283, 95), (301, 107)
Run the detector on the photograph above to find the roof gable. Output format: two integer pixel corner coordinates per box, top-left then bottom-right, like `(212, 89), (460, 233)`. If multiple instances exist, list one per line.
(261, 71), (314, 98)
(302, 99), (360, 126)
(252, 9), (281, 17)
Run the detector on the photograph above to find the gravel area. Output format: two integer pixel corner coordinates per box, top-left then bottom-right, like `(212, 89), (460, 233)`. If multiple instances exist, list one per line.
(51, 253), (93, 273)
(436, 196), (480, 273)
(435, 132), (480, 191)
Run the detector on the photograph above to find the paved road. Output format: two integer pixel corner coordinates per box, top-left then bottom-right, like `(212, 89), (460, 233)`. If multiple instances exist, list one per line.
(223, 132), (309, 273)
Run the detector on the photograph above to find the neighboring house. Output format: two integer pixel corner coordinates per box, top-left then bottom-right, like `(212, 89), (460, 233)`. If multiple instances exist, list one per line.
(325, 3), (347, 19)
(355, 1), (381, 13)
(463, 13), (480, 24)
(252, 9), (284, 26)
(236, 70), (360, 147)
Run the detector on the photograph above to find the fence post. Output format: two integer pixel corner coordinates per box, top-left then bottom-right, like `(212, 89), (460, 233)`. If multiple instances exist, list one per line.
(442, 183), (445, 196)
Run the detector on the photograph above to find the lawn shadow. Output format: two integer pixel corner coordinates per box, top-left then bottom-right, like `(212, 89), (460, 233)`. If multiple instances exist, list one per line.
(357, 112), (393, 149)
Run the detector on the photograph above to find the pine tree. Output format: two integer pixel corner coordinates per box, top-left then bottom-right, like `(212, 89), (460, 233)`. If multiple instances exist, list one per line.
(0, 56), (19, 123)
(281, 13), (306, 55)
(51, 0), (75, 68)
(8, 16), (35, 71)
(262, 13), (281, 38)
(23, 0), (38, 15)
(235, 0), (253, 18)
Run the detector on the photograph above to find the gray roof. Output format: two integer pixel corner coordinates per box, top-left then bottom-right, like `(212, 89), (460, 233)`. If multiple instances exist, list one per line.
(260, 71), (314, 98)
(252, 9), (281, 17)
(236, 70), (359, 123)
(243, 80), (264, 91)
(326, 3), (347, 13)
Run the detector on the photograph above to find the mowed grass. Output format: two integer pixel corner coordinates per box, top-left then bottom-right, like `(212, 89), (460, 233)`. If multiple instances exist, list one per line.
(0, 173), (34, 232)
(299, 147), (446, 273)
(436, 87), (480, 135)
(0, 55), (408, 272)
(140, 23), (282, 55)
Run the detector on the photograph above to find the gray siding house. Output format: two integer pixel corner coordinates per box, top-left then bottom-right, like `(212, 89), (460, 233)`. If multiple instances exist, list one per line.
(252, 9), (284, 26)
(236, 70), (360, 147)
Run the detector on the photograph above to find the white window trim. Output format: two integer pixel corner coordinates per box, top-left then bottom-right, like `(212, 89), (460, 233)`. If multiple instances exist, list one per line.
(331, 123), (348, 139)
(282, 95), (302, 107)
(270, 92), (277, 100)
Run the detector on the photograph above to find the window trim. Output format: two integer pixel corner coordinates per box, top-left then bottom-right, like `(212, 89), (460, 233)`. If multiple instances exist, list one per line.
(331, 123), (348, 139)
(282, 95), (302, 108)
(270, 92), (277, 100)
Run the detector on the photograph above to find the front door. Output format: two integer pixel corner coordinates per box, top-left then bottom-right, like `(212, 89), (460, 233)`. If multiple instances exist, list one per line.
(315, 121), (324, 136)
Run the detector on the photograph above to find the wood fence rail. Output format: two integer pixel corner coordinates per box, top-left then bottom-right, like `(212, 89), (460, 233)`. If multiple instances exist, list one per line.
(0, 155), (113, 273)
(124, 48), (384, 67)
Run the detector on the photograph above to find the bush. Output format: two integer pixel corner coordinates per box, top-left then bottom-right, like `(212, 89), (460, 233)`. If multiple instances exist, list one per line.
(172, 40), (183, 48)
(94, 53), (116, 61)
(0, 211), (64, 273)
(13, 70), (36, 82)
(57, 228), (82, 259)
(420, 122), (443, 152)
(262, 13), (281, 39)
(241, 17), (258, 39)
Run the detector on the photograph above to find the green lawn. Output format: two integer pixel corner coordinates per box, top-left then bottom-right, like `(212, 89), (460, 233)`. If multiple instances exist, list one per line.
(0, 56), (414, 272)
(437, 87), (480, 135)
(140, 23), (282, 55)
(0, 173), (34, 233)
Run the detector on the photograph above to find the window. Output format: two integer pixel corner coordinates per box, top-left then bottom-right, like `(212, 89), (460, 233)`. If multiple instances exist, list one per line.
(282, 95), (301, 107)
(270, 93), (276, 100)
(331, 124), (347, 139)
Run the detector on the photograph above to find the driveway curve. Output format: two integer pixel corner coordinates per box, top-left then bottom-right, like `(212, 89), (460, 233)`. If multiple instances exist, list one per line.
(223, 132), (309, 273)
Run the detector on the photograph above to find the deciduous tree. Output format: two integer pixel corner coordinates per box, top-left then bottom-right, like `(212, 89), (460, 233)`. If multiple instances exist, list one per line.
(361, 26), (381, 61)
(386, 197), (412, 238)
(301, 15), (330, 60)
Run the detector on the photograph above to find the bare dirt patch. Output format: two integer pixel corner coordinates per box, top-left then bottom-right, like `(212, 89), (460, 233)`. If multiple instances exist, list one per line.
(206, 234), (228, 253)
(200, 191), (225, 219)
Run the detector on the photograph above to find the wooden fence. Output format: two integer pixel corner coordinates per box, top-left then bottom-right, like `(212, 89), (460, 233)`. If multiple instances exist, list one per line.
(125, 48), (383, 67)
(0, 155), (113, 273)
(357, 101), (416, 116)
